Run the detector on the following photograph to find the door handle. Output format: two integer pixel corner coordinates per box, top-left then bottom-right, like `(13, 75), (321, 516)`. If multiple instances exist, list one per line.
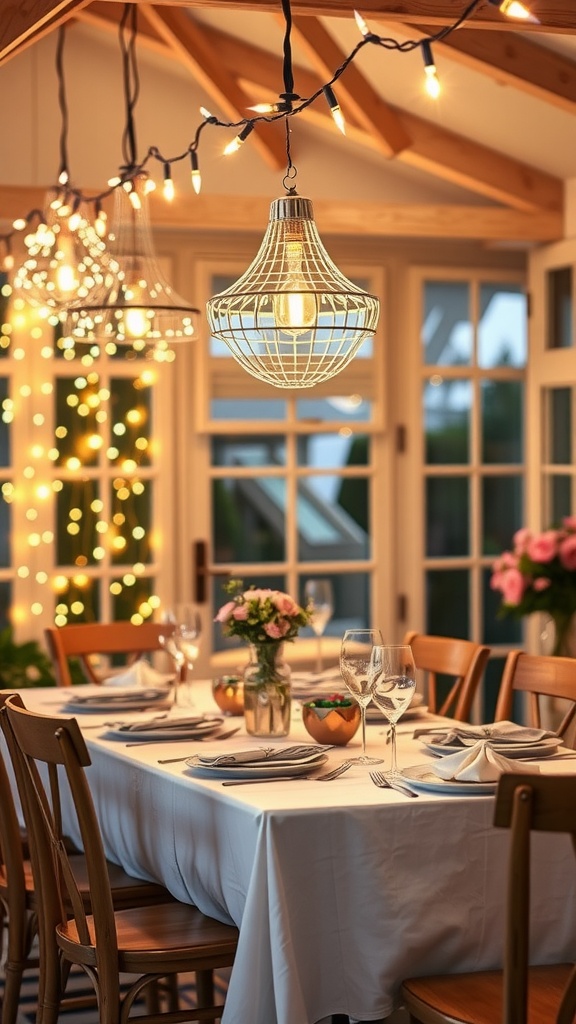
(192, 540), (231, 603)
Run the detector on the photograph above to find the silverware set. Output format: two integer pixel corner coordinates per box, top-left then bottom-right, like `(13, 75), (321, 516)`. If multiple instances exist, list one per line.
(369, 771), (419, 797)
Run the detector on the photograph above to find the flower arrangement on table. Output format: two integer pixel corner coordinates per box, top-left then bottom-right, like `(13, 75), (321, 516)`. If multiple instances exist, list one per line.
(215, 579), (312, 737)
(215, 578), (311, 644)
(490, 518), (576, 655)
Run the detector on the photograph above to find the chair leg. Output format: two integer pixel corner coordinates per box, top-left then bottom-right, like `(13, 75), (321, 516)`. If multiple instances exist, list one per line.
(2, 964), (26, 1024)
(196, 968), (214, 1007)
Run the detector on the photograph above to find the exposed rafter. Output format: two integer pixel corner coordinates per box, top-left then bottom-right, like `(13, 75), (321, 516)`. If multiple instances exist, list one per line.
(139, 4), (286, 170)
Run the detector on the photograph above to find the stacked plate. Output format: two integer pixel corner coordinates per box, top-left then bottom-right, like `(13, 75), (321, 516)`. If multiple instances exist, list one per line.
(419, 722), (561, 760)
(104, 715), (224, 741)
(186, 743), (329, 780)
(63, 688), (171, 714)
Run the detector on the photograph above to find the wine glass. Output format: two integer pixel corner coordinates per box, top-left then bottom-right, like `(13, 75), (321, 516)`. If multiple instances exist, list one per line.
(370, 644), (416, 778)
(304, 579), (334, 673)
(339, 628), (385, 764)
(160, 605), (202, 705)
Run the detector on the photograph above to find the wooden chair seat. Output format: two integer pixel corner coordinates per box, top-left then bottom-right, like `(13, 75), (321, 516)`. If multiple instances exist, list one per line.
(401, 773), (576, 1024)
(403, 631), (490, 721)
(402, 964), (574, 1024)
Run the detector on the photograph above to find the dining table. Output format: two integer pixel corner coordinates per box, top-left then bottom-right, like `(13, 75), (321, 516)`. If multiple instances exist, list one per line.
(6, 680), (576, 1024)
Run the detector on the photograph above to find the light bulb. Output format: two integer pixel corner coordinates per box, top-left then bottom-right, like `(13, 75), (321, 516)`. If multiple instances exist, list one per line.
(272, 238), (316, 336)
(354, 10), (370, 36)
(496, 0), (539, 21)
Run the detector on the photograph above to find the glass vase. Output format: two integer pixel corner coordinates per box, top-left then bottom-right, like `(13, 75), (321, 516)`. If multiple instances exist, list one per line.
(243, 642), (291, 737)
(551, 612), (576, 657)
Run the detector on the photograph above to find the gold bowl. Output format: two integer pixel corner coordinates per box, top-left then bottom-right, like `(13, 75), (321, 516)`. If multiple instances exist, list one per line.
(212, 676), (244, 716)
(302, 702), (361, 746)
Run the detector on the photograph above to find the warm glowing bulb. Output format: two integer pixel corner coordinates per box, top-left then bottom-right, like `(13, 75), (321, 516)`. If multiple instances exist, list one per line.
(55, 262), (77, 293)
(124, 307), (149, 338)
(323, 86), (346, 135)
(424, 66), (441, 98)
(498, 0), (539, 20)
(163, 164), (175, 201)
(272, 239), (316, 336)
(354, 10), (370, 36)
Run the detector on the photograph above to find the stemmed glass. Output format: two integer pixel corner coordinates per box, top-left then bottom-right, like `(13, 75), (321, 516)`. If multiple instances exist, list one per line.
(304, 579), (334, 673)
(339, 628), (384, 764)
(159, 604), (202, 706)
(370, 644), (416, 778)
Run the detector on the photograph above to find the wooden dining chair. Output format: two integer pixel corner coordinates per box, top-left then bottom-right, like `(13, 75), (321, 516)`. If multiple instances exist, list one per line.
(494, 650), (576, 742)
(44, 621), (175, 686)
(3, 695), (238, 1024)
(403, 631), (491, 722)
(400, 772), (576, 1024)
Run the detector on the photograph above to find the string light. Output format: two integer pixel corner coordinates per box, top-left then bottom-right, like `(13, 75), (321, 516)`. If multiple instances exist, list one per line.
(353, 10), (371, 37)
(223, 122), (255, 156)
(488, 0), (540, 22)
(162, 162), (175, 201)
(421, 41), (441, 100)
(190, 151), (201, 195)
(322, 85), (346, 135)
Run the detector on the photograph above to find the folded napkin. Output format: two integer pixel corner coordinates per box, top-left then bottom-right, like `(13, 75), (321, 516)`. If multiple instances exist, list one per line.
(121, 715), (221, 733)
(432, 739), (541, 782)
(197, 744), (327, 767)
(425, 720), (556, 747)
(69, 688), (168, 706)
(105, 660), (173, 689)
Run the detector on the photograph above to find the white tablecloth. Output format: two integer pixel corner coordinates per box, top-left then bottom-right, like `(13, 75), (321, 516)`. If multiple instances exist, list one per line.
(10, 684), (576, 1024)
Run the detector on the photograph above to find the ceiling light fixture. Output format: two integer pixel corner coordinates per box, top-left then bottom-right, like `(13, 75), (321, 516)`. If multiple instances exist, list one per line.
(206, 0), (379, 391)
(62, 5), (199, 357)
(488, 0), (539, 23)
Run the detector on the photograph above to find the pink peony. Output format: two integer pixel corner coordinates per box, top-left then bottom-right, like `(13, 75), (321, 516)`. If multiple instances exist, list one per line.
(559, 534), (576, 571)
(562, 516), (576, 531)
(513, 528), (532, 554)
(533, 577), (551, 591)
(214, 600), (236, 623)
(526, 531), (558, 564)
(232, 604), (249, 620)
(273, 593), (299, 615)
(264, 620), (290, 639)
(500, 568), (528, 606)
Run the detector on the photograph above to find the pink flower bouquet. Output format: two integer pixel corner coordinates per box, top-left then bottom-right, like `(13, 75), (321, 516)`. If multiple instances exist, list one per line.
(490, 518), (576, 653)
(215, 579), (311, 645)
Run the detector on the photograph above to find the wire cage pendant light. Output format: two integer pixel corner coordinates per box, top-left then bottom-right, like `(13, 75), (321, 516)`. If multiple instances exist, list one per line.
(206, 193), (379, 389)
(63, 171), (199, 356)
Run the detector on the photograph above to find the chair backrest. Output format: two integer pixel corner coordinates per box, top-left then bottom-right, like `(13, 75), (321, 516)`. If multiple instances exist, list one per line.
(44, 621), (175, 686)
(494, 773), (576, 1024)
(495, 650), (576, 741)
(403, 630), (490, 721)
(0, 692), (29, 930)
(3, 695), (122, 1003)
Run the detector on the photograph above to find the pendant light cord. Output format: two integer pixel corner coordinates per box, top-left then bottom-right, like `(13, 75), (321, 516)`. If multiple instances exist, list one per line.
(119, 3), (140, 173)
(55, 26), (70, 183)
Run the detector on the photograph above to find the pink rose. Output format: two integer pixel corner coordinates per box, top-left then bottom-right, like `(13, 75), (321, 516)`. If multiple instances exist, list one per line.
(232, 604), (249, 620)
(245, 588), (272, 603)
(513, 528), (532, 554)
(559, 534), (576, 571)
(264, 620), (290, 639)
(273, 592), (299, 615)
(527, 531), (558, 564)
(500, 568), (528, 606)
(562, 516), (576, 531)
(214, 600), (236, 623)
(533, 577), (551, 591)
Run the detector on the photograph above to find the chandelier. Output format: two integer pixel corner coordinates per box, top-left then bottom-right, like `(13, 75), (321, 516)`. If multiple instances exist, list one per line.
(206, 191), (379, 388)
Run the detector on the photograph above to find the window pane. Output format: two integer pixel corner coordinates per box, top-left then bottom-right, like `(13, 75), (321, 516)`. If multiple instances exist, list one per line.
(478, 284), (526, 369)
(483, 568), (522, 646)
(546, 266), (572, 349)
(212, 436), (286, 468)
(110, 481), (152, 565)
(0, 496), (11, 567)
(482, 476), (523, 555)
(424, 379), (471, 464)
(426, 569), (469, 637)
(297, 434), (368, 469)
(550, 475), (572, 523)
(422, 282), (472, 367)
(212, 478), (286, 563)
(54, 578), (101, 624)
(481, 380), (523, 464)
(0, 378), (11, 467)
(56, 481), (100, 566)
(298, 475), (369, 561)
(0, 581), (11, 629)
(112, 577), (155, 621)
(210, 399), (287, 421)
(55, 378), (99, 468)
(297, 396), (371, 422)
(298, 571), (369, 635)
(109, 378), (152, 468)
(426, 478), (469, 556)
(549, 387), (571, 464)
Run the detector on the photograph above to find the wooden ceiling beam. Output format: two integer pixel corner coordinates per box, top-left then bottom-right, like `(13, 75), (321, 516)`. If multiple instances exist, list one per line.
(0, 0), (91, 64)
(397, 22), (576, 114)
(288, 15), (412, 157)
(139, 4), (286, 171)
(0, 185), (563, 241)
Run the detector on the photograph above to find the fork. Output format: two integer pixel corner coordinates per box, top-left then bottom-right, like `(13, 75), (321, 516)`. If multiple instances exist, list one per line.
(369, 771), (419, 797)
(310, 760), (355, 782)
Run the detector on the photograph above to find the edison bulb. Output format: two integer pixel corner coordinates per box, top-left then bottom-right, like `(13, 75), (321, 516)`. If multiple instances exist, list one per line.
(123, 307), (149, 338)
(272, 238), (316, 336)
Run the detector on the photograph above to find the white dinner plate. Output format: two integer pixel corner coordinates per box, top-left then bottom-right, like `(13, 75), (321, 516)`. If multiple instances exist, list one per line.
(105, 718), (224, 740)
(401, 764), (497, 795)
(423, 736), (562, 759)
(185, 754), (328, 780)
(63, 691), (171, 714)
